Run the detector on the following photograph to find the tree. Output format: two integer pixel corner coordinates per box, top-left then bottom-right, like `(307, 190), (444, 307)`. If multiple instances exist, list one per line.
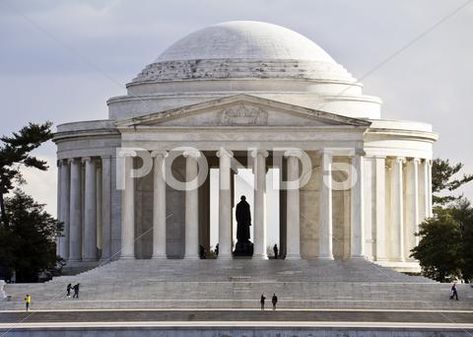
(0, 122), (53, 225)
(411, 208), (463, 282)
(451, 199), (473, 282)
(412, 158), (473, 282)
(0, 190), (62, 282)
(432, 158), (473, 206)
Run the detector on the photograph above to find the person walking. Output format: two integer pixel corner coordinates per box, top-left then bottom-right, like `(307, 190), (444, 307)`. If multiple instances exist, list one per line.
(66, 283), (72, 298)
(450, 283), (459, 300)
(260, 294), (266, 310)
(273, 244), (279, 259)
(272, 293), (278, 310)
(24, 294), (31, 312)
(72, 283), (80, 299)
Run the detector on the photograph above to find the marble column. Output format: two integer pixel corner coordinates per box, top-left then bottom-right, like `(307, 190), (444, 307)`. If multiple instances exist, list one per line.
(351, 153), (365, 258)
(217, 148), (233, 259)
(374, 156), (387, 261)
(68, 158), (82, 262)
(406, 158), (420, 253)
(152, 151), (168, 259)
(56, 161), (62, 256)
(252, 149), (268, 259)
(58, 160), (70, 261)
(59, 160), (70, 260)
(96, 165), (102, 254)
(83, 157), (97, 261)
(427, 160), (433, 217)
(183, 150), (200, 259)
(100, 156), (112, 261)
(284, 150), (301, 260)
(392, 157), (405, 261)
(120, 152), (136, 259)
(319, 150), (333, 260)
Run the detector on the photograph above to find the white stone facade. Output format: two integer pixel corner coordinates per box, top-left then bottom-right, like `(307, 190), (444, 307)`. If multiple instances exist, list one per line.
(54, 21), (437, 272)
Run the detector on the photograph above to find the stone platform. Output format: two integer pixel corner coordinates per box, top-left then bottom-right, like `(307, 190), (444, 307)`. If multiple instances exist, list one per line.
(1, 259), (472, 311)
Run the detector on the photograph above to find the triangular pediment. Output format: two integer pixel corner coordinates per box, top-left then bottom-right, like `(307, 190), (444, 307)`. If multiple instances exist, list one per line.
(116, 94), (371, 128)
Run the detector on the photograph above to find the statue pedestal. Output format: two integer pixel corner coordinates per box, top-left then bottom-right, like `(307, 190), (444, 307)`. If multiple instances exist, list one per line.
(233, 241), (254, 257)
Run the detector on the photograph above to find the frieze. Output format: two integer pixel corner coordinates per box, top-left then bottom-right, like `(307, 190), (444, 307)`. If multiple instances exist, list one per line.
(131, 59), (354, 83)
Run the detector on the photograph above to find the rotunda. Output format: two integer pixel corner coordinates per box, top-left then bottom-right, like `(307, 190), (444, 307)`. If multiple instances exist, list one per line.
(54, 21), (437, 272)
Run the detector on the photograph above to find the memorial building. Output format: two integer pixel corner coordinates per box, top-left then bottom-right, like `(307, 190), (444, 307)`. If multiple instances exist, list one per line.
(54, 21), (437, 272)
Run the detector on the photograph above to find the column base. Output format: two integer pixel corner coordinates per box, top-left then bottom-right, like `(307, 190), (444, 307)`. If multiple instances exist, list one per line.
(318, 255), (334, 261)
(99, 258), (112, 264)
(350, 255), (367, 260)
(217, 254), (233, 260)
(184, 255), (200, 260)
(81, 257), (98, 262)
(120, 255), (135, 260)
(152, 254), (167, 260)
(285, 254), (301, 260)
(253, 254), (268, 260)
(67, 258), (82, 263)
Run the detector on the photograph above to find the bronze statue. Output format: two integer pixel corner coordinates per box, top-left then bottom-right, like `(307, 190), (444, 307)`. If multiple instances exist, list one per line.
(236, 195), (251, 242)
(234, 195), (254, 256)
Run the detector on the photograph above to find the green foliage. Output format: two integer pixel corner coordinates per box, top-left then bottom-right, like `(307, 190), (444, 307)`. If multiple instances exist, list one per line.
(412, 198), (473, 283)
(0, 122), (53, 224)
(0, 190), (62, 282)
(413, 158), (473, 282)
(411, 208), (463, 282)
(451, 199), (473, 282)
(432, 158), (473, 206)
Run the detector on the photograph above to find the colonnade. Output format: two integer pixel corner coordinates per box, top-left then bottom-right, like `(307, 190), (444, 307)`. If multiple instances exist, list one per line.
(117, 148), (366, 260)
(56, 156), (113, 263)
(56, 150), (433, 264)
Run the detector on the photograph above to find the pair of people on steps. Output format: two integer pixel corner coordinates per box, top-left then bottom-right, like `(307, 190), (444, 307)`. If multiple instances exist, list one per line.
(260, 293), (278, 310)
(66, 283), (80, 298)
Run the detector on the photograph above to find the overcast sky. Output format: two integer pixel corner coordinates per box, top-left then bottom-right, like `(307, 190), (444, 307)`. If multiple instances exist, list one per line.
(1, 0), (472, 219)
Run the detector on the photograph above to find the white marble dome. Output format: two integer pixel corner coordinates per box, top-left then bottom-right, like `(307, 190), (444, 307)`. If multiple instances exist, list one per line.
(113, 21), (382, 120)
(131, 21), (355, 84)
(156, 21), (336, 63)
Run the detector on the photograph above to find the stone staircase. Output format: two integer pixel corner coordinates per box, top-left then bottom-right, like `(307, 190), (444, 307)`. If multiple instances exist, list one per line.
(1, 259), (472, 310)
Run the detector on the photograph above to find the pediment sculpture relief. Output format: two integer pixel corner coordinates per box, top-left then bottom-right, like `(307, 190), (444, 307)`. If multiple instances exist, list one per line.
(219, 104), (268, 126)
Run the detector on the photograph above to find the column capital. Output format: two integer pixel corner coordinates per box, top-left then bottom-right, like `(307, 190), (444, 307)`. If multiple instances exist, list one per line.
(151, 150), (169, 159)
(216, 148), (234, 159)
(373, 155), (387, 160)
(182, 149), (201, 159)
(101, 154), (112, 160)
(250, 148), (269, 158)
(81, 156), (92, 163)
(319, 149), (335, 161)
(117, 148), (138, 158)
(412, 157), (421, 164)
(283, 149), (304, 159)
(346, 149), (366, 157)
(67, 158), (79, 164)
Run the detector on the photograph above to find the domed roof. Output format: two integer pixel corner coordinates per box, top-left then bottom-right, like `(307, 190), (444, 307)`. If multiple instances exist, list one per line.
(157, 21), (336, 63)
(131, 21), (355, 84)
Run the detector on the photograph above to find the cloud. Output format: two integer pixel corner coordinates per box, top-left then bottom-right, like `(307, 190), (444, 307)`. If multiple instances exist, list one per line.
(19, 154), (58, 217)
